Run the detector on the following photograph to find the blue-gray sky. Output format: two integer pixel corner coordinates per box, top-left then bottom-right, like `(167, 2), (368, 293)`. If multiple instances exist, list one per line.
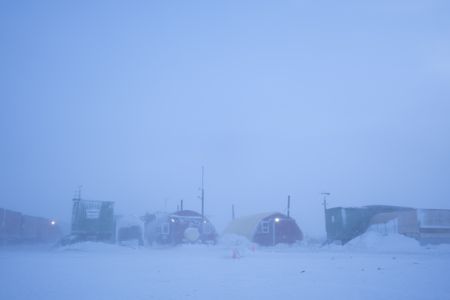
(1, 0), (450, 236)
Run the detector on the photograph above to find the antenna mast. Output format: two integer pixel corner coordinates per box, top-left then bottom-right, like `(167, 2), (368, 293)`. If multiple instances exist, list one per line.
(201, 166), (205, 220)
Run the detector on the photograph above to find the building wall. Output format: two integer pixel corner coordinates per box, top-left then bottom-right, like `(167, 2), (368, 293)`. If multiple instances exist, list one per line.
(325, 205), (414, 244)
(252, 214), (302, 246)
(0, 207), (62, 244)
(369, 210), (420, 238)
(369, 209), (450, 244)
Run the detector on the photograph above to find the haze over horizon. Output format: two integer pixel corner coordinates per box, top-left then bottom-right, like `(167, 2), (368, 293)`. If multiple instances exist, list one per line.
(1, 0), (450, 237)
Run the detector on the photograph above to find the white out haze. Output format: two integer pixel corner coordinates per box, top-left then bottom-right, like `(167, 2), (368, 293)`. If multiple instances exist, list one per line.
(1, 0), (450, 237)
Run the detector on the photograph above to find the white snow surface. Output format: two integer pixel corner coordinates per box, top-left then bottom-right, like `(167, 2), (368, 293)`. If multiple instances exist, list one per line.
(342, 229), (423, 253)
(1, 234), (450, 300)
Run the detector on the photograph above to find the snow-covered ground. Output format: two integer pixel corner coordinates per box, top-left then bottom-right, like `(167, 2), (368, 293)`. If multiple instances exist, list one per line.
(1, 233), (450, 300)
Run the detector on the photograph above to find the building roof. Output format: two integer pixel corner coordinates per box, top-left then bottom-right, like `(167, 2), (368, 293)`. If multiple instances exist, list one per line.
(223, 212), (279, 240)
(172, 210), (202, 217)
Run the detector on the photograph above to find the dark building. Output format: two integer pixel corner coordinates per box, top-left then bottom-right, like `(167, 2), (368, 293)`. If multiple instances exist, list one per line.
(0, 208), (22, 243)
(143, 210), (217, 245)
(0, 207), (62, 244)
(325, 205), (413, 244)
(64, 198), (115, 244)
(224, 212), (303, 246)
(116, 215), (144, 246)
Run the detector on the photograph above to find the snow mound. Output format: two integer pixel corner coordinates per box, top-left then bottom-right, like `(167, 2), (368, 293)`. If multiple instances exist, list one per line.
(345, 230), (422, 253)
(217, 234), (258, 258)
(57, 241), (135, 253)
(218, 234), (253, 248)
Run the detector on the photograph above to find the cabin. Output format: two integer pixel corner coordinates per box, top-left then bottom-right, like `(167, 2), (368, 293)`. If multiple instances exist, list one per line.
(369, 208), (450, 245)
(223, 212), (303, 246)
(325, 205), (413, 244)
(143, 210), (217, 245)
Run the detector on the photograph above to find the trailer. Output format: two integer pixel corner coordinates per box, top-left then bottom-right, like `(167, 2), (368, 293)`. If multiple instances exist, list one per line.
(0, 208), (22, 243)
(1, 207), (62, 244)
(370, 208), (450, 245)
(325, 205), (413, 244)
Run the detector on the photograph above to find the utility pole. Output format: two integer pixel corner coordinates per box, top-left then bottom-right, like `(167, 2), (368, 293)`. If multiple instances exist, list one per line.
(180, 199), (184, 211)
(321, 192), (331, 241)
(73, 185), (82, 201)
(287, 195), (291, 218)
(201, 166), (205, 220)
(321, 192), (330, 212)
(232, 204), (235, 220)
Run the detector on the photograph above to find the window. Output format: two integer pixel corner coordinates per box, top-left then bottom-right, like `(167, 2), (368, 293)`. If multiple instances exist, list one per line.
(261, 221), (270, 233)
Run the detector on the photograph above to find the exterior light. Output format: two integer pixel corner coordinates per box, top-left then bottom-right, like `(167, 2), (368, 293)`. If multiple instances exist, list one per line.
(170, 218), (176, 223)
(50, 220), (56, 226)
(274, 218), (280, 223)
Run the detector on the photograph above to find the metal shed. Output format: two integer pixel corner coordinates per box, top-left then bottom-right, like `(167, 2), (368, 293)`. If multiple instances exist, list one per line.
(224, 212), (303, 246)
(325, 205), (413, 244)
(369, 208), (450, 245)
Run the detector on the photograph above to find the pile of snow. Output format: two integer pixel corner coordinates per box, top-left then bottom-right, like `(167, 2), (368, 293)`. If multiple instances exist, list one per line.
(218, 234), (253, 248)
(57, 241), (137, 253)
(217, 234), (257, 258)
(344, 230), (422, 253)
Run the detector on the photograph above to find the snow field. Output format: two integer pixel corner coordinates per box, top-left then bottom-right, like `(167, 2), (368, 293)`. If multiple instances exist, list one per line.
(1, 235), (450, 300)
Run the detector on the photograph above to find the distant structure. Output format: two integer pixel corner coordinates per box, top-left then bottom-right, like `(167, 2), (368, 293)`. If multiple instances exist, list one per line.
(63, 198), (115, 244)
(224, 212), (303, 246)
(0, 207), (62, 244)
(325, 205), (412, 244)
(370, 208), (450, 245)
(115, 215), (144, 246)
(142, 209), (217, 245)
(325, 205), (450, 245)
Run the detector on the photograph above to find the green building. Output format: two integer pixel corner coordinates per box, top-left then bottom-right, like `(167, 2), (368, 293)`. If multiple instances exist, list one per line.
(325, 205), (413, 244)
(70, 198), (115, 242)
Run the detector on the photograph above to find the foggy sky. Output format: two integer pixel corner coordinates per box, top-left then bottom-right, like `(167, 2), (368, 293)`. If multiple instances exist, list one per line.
(1, 0), (450, 236)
